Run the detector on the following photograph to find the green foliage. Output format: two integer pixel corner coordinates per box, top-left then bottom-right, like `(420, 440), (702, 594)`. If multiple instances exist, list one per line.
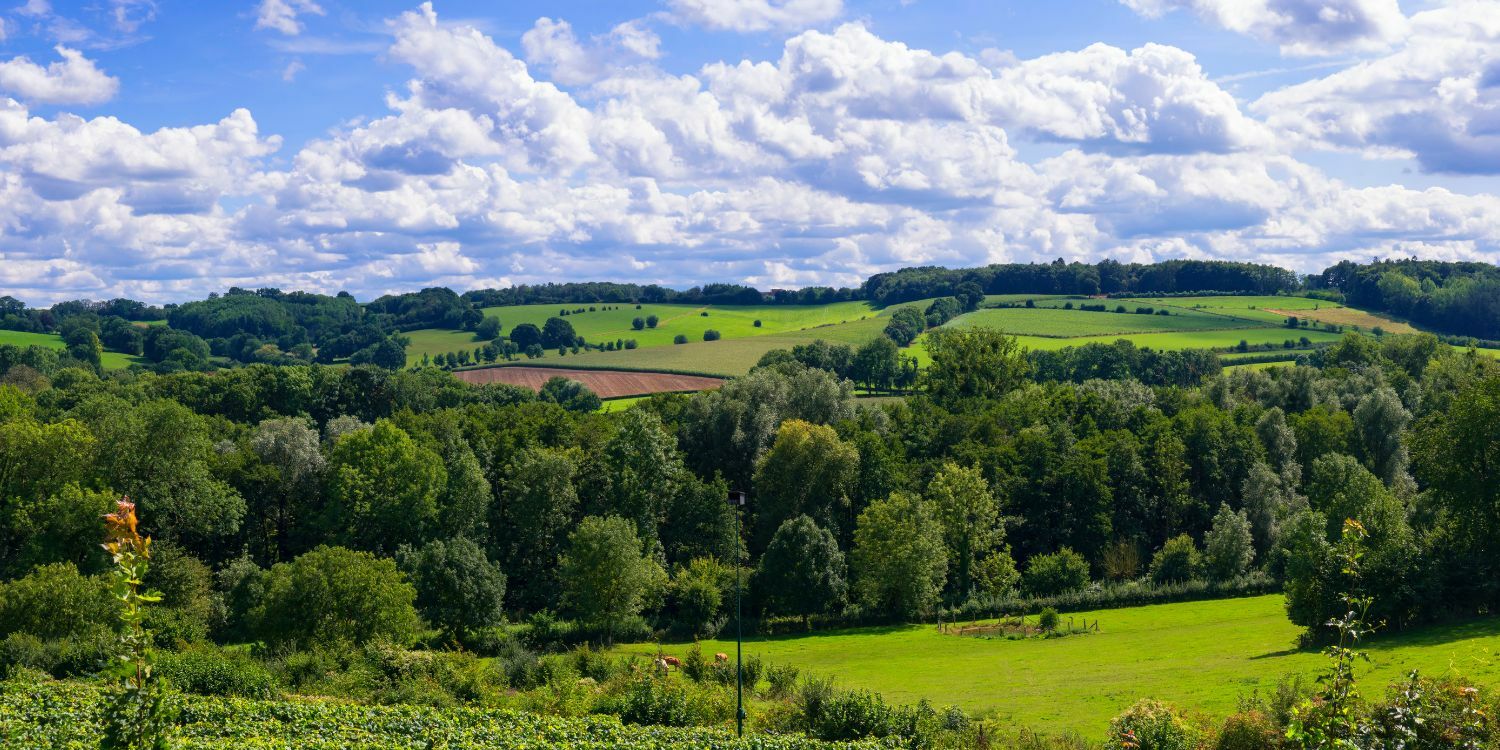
(249, 546), (421, 651)
(753, 419), (860, 550)
(157, 646), (277, 699)
(1021, 549), (1090, 597)
(397, 537), (506, 641)
(1204, 505), (1255, 582)
(1289, 520), (1379, 749)
(1037, 607), (1060, 633)
(1150, 535), (1203, 585)
(560, 516), (663, 644)
(538, 376), (602, 413)
(4, 680), (883, 749)
(323, 419), (446, 553)
(101, 500), (177, 750)
(927, 462), (1002, 601)
(757, 516), (847, 624)
(1106, 699), (1199, 750)
(0, 562), (113, 640)
(922, 327), (1030, 404)
(851, 492), (946, 618)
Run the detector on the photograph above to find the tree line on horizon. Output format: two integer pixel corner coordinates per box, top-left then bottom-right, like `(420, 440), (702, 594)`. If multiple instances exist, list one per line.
(0, 258), (1496, 374)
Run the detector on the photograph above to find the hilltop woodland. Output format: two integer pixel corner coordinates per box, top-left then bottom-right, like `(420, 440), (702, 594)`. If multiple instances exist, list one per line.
(0, 259), (1496, 374)
(1, 305), (1500, 744)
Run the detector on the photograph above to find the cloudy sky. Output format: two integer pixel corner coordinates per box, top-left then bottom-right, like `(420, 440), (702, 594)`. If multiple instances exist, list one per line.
(0, 0), (1497, 304)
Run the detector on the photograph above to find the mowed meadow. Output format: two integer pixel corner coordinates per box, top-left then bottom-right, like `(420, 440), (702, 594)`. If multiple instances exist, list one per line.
(621, 595), (1500, 739)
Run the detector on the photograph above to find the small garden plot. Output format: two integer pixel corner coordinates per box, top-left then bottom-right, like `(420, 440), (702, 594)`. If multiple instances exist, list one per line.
(941, 612), (1099, 640)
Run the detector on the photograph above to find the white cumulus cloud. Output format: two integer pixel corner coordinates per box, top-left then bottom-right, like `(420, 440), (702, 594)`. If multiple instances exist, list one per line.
(1121, 0), (1407, 56)
(1253, 1), (1500, 174)
(0, 46), (118, 106)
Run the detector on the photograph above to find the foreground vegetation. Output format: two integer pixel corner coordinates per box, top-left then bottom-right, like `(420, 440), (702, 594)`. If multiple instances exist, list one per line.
(624, 594), (1500, 738)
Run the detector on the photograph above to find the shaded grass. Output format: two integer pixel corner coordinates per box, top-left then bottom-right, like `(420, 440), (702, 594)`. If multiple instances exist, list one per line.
(619, 595), (1500, 739)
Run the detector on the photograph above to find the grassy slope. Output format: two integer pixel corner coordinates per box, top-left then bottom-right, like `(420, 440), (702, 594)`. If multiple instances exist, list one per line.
(621, 595), (1500, 739)
(0, 329), (143, 369)
(944, 307), (1258, 337)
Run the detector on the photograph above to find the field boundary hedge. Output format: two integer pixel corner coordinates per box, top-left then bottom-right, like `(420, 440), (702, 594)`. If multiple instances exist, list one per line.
(453, 361), (735, 381)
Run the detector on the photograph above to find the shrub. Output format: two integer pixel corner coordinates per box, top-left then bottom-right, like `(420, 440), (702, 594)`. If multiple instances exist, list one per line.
(703, 329), (721, 342)
(0, 629), (113, 678)
(1037, 607), (1060, 633)
(766, 662), (800, 699)
(0, 562), (112, 641)
(632, 317), (645, 330)
(624, 339), (638, 350)
(682, 642), (707, 682)
(1214, 710), (1282, 750)
(810, 687), (895, 741)
(753, 320), (762, 327)
(673, 334), (688, 345)
(249, 546), (421, 651)
(1150, 535), (1202, 585)
(617, 673), (693, 726)
(157, 646), (277, 699)
(700, 311), (709, 317)
(1021, 549), (1090, 597)
(1204, 505), (1255, 582)
(1107, 699), (1199, 750)
(646, 315), (659, 328)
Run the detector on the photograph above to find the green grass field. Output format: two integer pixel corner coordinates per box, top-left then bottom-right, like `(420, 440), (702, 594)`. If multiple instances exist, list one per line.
(621, 595), (1500, 739)
(945, 307), (1257, 337)
(0, 329), (143, 369)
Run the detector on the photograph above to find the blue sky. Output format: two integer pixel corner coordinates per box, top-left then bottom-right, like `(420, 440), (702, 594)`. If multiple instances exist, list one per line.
(0, 0), (1496, 303)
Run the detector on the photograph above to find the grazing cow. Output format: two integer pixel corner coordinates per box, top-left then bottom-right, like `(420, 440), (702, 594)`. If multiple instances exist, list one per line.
(663, 656), (681, 668)
(714, 652), (729, 663)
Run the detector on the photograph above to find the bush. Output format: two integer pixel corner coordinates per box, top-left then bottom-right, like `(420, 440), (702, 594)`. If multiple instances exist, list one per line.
(753, 320), (762, 328)
(1150, 535), (1203, 585)
(703, 330), (721, 342)
(766, 662), (800, 699)
(646, 315), (659, 328)
(0, 629), (113, 678)
(810, 686), (896, 741)
(1037, 607), (1060, 633)
(1204, 505), (1255, 582)
(673, 334), (688, 345)
(157, 646), (277, 698)
(1022, 549), (1090, 597)
(1214, 710), (1282, 750)
(1107, 699), (1199, 750)
(249, 546), (421, 651)
(0, 563), (113, 641)
(632, 317), (645, 330)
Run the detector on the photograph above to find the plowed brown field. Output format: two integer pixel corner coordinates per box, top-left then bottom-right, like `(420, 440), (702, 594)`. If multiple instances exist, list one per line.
(454, 366), (724, 399)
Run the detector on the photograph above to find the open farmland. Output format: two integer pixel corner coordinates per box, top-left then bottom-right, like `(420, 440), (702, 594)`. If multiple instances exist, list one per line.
(943, 306), (1257, 337)
(479, 301), (880, 349)
(621, 594), (1500, 740)
(453, 365), (724, 398)
(0, 329), (143, 369)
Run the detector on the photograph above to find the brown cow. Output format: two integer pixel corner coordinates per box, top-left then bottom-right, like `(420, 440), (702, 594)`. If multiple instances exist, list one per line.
(663, 656), (682, 668)
(714, 652), (729, 663)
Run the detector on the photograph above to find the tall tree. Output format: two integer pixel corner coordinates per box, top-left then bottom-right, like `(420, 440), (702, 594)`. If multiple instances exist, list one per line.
(851, 491), (947, 618)
(756, 515), (847, 627)
(560, 515), (661, 645)
(926, 462), (1001, 602)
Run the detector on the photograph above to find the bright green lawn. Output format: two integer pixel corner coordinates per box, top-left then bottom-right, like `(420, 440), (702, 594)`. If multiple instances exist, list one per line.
(599, 395), (650, 412)
(0, 329), (143, 369)
(944, 307), (1256, 338)
(1121, 295), (1342, 325)
(621, 595), (1500, 739)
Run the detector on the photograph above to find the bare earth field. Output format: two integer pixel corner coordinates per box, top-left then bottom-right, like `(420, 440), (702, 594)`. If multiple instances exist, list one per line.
(454, 366), (724, 398)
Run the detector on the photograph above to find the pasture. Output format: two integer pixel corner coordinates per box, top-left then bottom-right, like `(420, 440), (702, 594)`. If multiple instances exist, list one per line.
(478, 301), (880, 349)
(944, 306), (1257, 337)
(621, 595), (1500, 739)
(0, 329), (142, 369)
